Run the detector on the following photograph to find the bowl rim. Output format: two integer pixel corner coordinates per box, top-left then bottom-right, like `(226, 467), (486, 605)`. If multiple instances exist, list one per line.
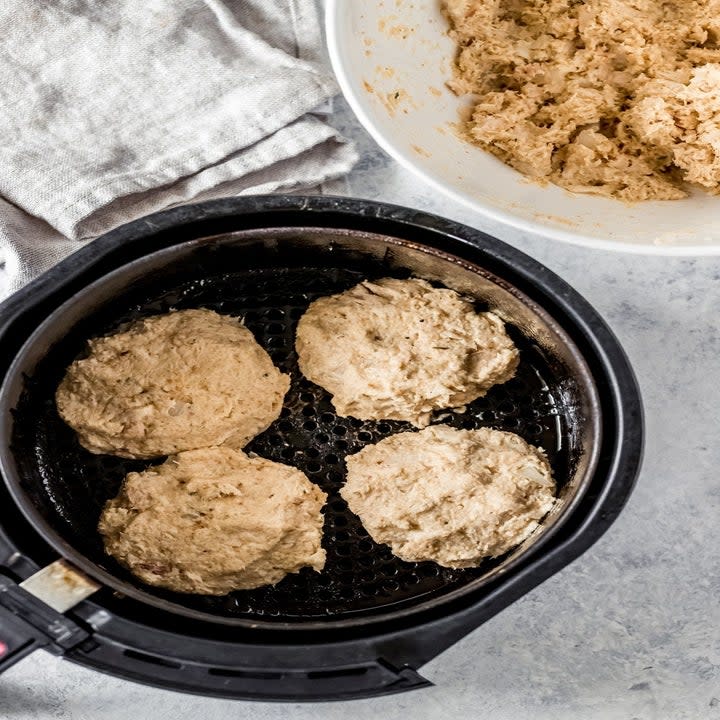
(324, 0), (720, 257)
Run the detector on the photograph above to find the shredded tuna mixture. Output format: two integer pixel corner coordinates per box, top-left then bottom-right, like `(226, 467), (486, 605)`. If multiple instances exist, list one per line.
(443, 0), (720, 200)
(56, 309), (289, 459)
(342, 426), (556, 567)
(99, 447), (327, 595)
(295, 278), (518, 427)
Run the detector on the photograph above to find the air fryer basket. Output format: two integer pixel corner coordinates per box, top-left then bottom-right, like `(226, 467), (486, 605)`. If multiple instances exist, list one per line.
(0, 196), (642, 700)
(1, 226), (599, 626)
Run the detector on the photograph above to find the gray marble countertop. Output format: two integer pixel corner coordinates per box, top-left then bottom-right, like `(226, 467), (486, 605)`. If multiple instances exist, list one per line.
(4, 99), (720, 720)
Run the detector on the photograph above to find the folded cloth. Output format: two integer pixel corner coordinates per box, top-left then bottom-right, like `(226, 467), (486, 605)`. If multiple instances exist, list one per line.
(0, 0), (357, 299)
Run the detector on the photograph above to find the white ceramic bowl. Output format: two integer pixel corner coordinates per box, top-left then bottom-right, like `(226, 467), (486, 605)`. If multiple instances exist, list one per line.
(326, 0), (720, 254)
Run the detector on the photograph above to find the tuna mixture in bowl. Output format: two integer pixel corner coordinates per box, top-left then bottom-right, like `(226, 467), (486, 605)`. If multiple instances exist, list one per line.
(326, 0), (720, 253)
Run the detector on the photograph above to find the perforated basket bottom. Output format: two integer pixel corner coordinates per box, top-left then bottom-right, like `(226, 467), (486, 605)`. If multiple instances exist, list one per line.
(12, 266), (573, 622)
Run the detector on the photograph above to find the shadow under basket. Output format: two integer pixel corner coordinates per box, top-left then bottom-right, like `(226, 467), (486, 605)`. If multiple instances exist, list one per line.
(0, 195), (642, 701)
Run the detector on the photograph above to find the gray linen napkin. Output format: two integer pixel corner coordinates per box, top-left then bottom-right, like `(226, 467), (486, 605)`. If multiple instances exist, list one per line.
(0, 0), (357, 299)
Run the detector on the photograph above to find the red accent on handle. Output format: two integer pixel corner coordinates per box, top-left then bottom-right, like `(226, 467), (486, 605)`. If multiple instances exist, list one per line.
(0, 641), (7, 658)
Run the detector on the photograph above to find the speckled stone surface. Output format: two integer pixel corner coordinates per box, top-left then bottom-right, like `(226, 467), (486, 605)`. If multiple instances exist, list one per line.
(3, 98), (720, 719)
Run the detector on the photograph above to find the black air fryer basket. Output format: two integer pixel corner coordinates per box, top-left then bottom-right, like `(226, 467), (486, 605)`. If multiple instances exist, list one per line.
(0, 196), (642, 701)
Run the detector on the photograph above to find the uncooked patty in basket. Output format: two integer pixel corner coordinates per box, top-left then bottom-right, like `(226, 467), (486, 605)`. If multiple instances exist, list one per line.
(55, 308), (289, 459)
(342, 425), (556, 567)
(99, 446), (326, 595)
(295, 277), (519, 426)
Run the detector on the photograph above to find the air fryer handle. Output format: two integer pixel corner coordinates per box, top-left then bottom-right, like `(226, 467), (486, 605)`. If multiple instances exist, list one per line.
(0, 573), (90, 674)
(0, 604), (48, 674)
